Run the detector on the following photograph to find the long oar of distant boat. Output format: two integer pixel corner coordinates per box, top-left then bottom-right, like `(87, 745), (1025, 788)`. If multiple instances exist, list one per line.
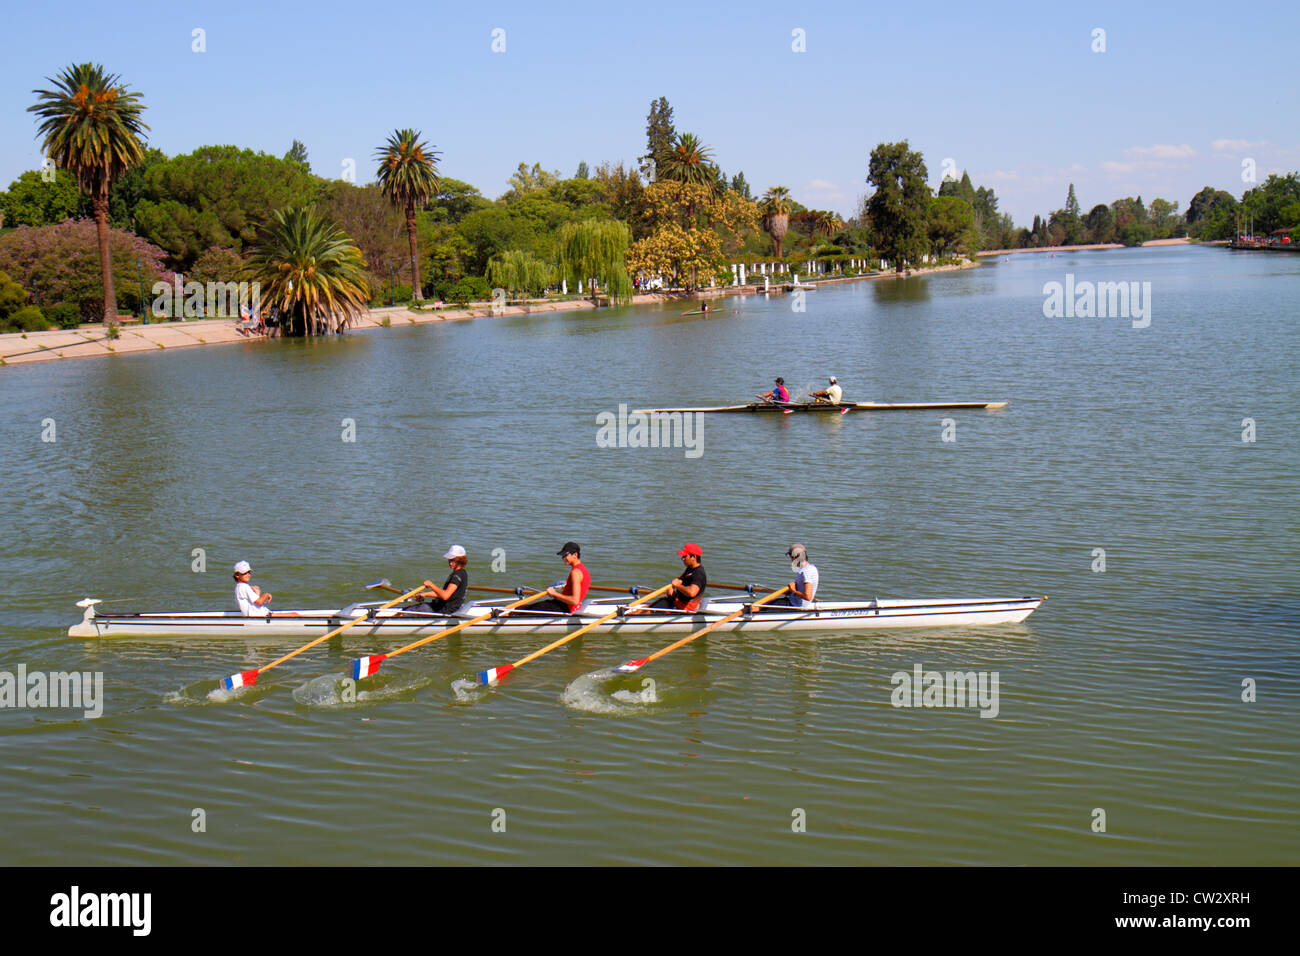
(352, 590), (551, 679)
(477, 583), (674, 685)
(615, 585), (793, 674)
(220, 584), (426, 690)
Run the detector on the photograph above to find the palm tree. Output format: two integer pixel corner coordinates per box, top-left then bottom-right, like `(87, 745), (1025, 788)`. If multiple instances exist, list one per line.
(817, 210), (844, 237)
(29, 63), (148, 330)
(245, 207), (370, 336)
(760, 186), (792, 259)
(374, 129), (440, 302)
(659, 133), (717, 188)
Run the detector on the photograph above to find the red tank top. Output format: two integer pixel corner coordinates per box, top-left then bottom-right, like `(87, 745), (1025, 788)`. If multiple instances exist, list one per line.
(570, 562), (590, 608)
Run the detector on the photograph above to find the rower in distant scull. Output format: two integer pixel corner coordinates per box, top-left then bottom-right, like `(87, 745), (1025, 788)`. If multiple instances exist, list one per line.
(402, 545), (469, 615)
(810, 376), (843, 404)
(757, 377), (790, 404)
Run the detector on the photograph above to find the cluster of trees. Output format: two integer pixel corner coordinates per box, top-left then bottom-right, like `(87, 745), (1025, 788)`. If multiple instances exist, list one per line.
(5, 66), (1298, 334)
(1185, 173), (1300, 240)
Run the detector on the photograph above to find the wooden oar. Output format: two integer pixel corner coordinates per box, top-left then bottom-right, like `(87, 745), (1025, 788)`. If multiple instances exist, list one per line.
(219, 584), (425, 690)
(710, 582), (776, 594)
(352, 589), (550, 679)
(615, 585), (792, 674)
(476, 583), (674, 685)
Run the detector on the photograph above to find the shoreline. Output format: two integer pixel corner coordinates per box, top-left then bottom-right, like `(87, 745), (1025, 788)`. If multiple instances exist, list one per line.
(977, 237), (1194, 257)
(0, 259), (981, 366)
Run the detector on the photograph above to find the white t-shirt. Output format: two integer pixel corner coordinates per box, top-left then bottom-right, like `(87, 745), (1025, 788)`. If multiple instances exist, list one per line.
(827, 383), (843, 403)
(791, 562), (819, 608)
(235, 581), (265, 616)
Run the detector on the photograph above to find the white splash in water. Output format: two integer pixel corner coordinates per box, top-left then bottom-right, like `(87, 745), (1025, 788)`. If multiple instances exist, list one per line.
(205, 685), (249, 704)
(451, 678), (485, 703)
(562, 668), (660, 715)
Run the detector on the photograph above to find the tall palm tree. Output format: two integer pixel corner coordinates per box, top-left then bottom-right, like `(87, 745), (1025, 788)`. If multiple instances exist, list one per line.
(659, 133), (717, 188)
(245, 207), (370, 336)
(29, 63), (148, 330)
(374, 129), (440, 302)
(760, 186), (792, 259)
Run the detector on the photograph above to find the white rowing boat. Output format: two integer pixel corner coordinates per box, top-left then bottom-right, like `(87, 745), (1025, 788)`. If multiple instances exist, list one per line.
(68, 595), (1042, 639)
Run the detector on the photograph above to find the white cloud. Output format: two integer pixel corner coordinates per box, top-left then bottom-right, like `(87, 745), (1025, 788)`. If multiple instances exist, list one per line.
(808, 178), (837, 190)
(1212, 138), (1268, 153)
(1125, 144), (1196, 160)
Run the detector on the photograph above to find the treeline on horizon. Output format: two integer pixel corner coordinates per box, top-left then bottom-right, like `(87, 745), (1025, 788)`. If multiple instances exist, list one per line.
(2, 76), (1298, 335)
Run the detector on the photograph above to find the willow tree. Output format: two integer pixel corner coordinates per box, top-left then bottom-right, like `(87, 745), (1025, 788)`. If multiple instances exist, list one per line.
(760, 186), (792, 258)
(245, 206), (370, 336)
(487, 249), (554, 297)
(375, 129), (440, 302)
(29, 63), (148, 329)
(556, 219), (632, 305)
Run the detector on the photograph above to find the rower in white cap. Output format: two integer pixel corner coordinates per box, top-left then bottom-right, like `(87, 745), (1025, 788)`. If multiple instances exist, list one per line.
(403, 545), (470, 615)
(232, 560), (273, 616)
(810, 376), (843, 405)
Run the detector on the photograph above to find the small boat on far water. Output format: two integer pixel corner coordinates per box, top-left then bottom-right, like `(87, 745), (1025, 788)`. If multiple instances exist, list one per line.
(632, 400), (1009, 414)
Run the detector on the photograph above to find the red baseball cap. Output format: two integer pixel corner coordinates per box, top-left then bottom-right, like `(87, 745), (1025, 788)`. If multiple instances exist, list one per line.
(677, 543), (702, 558)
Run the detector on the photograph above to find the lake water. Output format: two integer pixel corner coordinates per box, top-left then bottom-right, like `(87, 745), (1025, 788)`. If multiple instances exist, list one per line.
(1, 244), (1296, 865)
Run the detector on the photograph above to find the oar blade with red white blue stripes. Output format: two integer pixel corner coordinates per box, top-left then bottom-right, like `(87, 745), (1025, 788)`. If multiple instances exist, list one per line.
(615, 659), (648, 675)
(352, 654), (387, 680)
(220, 669), (260, 691)
(477, 663), (513, 686)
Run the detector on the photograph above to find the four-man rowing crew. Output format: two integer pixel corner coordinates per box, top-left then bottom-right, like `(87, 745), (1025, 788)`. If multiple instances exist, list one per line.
(69, 541), (1043, 642)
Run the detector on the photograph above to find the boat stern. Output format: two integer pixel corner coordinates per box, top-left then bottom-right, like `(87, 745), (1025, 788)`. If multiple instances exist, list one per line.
(68, 598), (102, 638)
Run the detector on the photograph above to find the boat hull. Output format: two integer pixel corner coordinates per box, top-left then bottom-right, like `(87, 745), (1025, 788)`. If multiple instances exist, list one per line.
(69, 597), (1042, 639)
(631, 401), (1008, 414)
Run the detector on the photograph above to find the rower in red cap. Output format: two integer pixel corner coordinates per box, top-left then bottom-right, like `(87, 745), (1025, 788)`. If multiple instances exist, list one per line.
(645, 543), (708, 612)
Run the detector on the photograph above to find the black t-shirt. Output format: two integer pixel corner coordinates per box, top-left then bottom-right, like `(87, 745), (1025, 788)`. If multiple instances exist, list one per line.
(675, 565), (707, 606)
(439, 568), (468, 613)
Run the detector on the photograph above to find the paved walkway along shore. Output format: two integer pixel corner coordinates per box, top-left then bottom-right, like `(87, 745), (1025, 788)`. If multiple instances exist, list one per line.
(0, 261), (978, 367)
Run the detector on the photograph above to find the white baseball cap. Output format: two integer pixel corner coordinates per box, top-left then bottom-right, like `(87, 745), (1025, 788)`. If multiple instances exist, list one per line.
(443, 545), (466, 559)
(234, 560), (252, 574)
(829, 376), (837, 383)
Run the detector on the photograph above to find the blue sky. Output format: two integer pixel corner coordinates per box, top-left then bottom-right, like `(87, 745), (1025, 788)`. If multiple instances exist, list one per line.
(2, 0), (1296, 224)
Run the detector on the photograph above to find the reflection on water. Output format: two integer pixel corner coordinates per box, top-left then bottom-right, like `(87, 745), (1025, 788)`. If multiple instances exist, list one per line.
(0, 246), (1296, 864)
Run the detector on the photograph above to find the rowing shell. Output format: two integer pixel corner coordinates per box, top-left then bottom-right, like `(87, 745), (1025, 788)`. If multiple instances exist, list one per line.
(68, 596), (1041, 639)
(631, 401), (1010, 414)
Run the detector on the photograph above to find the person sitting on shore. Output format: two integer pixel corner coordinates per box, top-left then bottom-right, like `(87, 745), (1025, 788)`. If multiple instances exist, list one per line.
(402, 545), (470, 616)
(758, 377), (790, 404)
(810, 376), (843, 404)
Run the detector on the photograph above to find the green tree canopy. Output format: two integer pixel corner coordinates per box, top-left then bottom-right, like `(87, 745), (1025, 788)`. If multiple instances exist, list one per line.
(556, 218), (632, 304)
(641, 96), (676, 181)
(0, 168), (86, 227)
(132, 145), (322, 270)
(866, 141), (931, 269)
(928, 196), (977, 256)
